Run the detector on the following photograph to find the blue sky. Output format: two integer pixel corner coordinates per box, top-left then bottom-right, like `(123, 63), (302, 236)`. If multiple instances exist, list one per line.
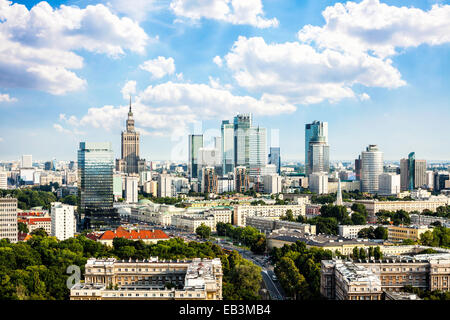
(0, 0), (449, 162)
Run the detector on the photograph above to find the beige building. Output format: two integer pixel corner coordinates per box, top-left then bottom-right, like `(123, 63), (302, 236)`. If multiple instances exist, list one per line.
(70, 257), (223, 300)
(233, 204), (306, 227)
(246, 216), (316, 235)
(387, 225), (431, 242)
(321, 253), (450, 300)
(355, 199), (449, 222)
(0, 197), (18, 243)
(172, 208), (232, 232)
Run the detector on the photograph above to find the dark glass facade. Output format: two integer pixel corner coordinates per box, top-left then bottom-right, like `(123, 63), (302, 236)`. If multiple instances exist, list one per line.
(77, 142), (119, 230)
(268, 147), (281, 174)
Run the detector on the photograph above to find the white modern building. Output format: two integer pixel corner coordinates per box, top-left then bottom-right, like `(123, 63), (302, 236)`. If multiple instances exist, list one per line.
(51, 202), (75, 241)
(378, 173), (401, 196)
(125, 175), (139, 203)
(263, 174), (282, 194)
(21, 154), (33, 168)
(309, 172), (328, 194)
(0, 170), (7, 189)
(0, 197), (18, 243)
(361, 145), (383, 194)
(157, 173), (173, 198)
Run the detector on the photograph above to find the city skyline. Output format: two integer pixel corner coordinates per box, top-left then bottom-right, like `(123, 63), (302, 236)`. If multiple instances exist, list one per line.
(1, 0), (450, 162)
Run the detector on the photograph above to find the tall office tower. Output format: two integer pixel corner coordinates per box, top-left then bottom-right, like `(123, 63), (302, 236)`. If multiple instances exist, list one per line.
(308, 136), (330, 175)
(202, 167), (218, 193)
(157, 173), (173, 197)
(355, 155), (362, 181)
(125, 174), (139, 203)
(305, 121), (328, 176)
(268, 147), (281, 175)
(21, 155), (32, 168)
(0, 170), (7, 189)
(69, 161), (77, 170)
(78, 142), (119, 230)
(188, 134), (203, 179)
(400, 152), (427, 191)
(234, 166), (249, 193)
(221, 120), (235, 175)
(234, 113), (252, 167)
(0, 197), (18, 243)
(116, 99), (146, 174)
(51, 202), (75, 241)
(249, 126), (267, 171)
(361, 145), (384, 194)
(426, 171), (434, 190)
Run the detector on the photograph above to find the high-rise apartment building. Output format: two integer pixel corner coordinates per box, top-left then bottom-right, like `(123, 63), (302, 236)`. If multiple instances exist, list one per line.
(361, 145), (383, 194)
(0, 197), (18, 243)
(234, 166), (249, 193)
(400, 152), (427, 191)
(116, 100), (146, 174)
(305, 121), (328, 176)
(188, 134), (203, 179)
(309, 172), (328, 194)
(234, 113), (252, 167)
(268, 147), (281, 175)
(125, 175), (139, 203)
(0, 170), (7, 189)
(78, 142), (119, 230)
(202, 167), (218, 194)
(157, 173), (173, 197)
(221, 120), (235, 175)
(51, 202), (75, 241)
(378, 173), (401, 196)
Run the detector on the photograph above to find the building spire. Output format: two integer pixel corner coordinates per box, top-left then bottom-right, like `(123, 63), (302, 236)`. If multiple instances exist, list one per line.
(129, 95), (132, 115)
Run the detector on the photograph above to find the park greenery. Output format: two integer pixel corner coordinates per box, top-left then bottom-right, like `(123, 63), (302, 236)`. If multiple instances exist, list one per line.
(195, 223), (211, 239)
(402, 285), (450, 300)
(216, 223), (267, 254)
(376, 210), (411, 225)
(0, 189), (57, 210)
(269, 241), (333, 299)
(357, 226), (388, 240)
(0, 231), (262, 300)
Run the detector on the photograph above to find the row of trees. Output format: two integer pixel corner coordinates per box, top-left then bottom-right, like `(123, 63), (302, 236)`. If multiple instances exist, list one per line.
(0, 231), (262, 300)
(216, 223), (267, 254)
(351, 246), (383, 260)
(270, 241), (332, 299)
(376, 210), (411, 225)
(0, 189), (57, 210)
(357, 226), (388, 240)
(419, 227), (450, 248)
(422, 206), (450, 219)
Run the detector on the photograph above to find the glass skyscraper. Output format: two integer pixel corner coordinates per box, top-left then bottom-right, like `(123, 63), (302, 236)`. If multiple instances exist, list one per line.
(78, 142), (119, 230)
(221, 120), (235, 175)
(308, 136), (330, 174)
(268, 147), (281, 175)
(305, 121), (328, 176)
(188, 134), (203, 179)
(234, 113), (252, 167)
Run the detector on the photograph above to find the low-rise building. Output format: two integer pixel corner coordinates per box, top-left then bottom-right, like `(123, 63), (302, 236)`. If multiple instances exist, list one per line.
(98, 227), (170, 246)
(321, 253), (450, 300)
(233, 204), (306, 227)
(70, 257), (223, 300)
(387, 225), (431, 242)
(355, 199), (449, 222)
(338, 224), (376, 239)
(246, 216), (316, 235)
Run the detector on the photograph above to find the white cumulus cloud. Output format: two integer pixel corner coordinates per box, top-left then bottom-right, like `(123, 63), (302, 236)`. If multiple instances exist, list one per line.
(60, 80), (296, 138)
(0, 0), (149, 95)
(0, 93), (17, 103)
(121, 80), (137, 99)
(140, 56), (176, 79)
(170, 0), (278, 28)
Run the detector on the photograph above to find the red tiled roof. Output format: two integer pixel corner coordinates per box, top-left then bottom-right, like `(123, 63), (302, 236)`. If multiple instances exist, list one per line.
(98, 227), (170, 241)
(19, 217), (51, 225)
(18, 232), (32, 241)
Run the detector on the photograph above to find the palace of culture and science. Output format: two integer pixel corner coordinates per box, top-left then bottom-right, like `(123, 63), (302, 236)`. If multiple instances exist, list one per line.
(116, 98), (146, 174)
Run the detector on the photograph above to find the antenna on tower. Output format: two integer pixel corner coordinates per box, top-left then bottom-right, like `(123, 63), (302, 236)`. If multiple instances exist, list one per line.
(129, 95), (132, 113)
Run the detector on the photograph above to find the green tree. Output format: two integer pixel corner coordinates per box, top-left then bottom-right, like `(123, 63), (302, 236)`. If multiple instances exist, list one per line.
(351, 212), (366, 225)
(374, 246), (383, 260)
(374, 226), (388, 240)
(195, 224), (211, 239)
(18, 222), (29, 234)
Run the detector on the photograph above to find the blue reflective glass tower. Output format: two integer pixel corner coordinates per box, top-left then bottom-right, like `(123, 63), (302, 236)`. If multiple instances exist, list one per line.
(77, 142), (119, 230)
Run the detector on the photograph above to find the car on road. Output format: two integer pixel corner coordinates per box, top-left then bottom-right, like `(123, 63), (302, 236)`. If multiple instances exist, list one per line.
(271, 274), (278, 281)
